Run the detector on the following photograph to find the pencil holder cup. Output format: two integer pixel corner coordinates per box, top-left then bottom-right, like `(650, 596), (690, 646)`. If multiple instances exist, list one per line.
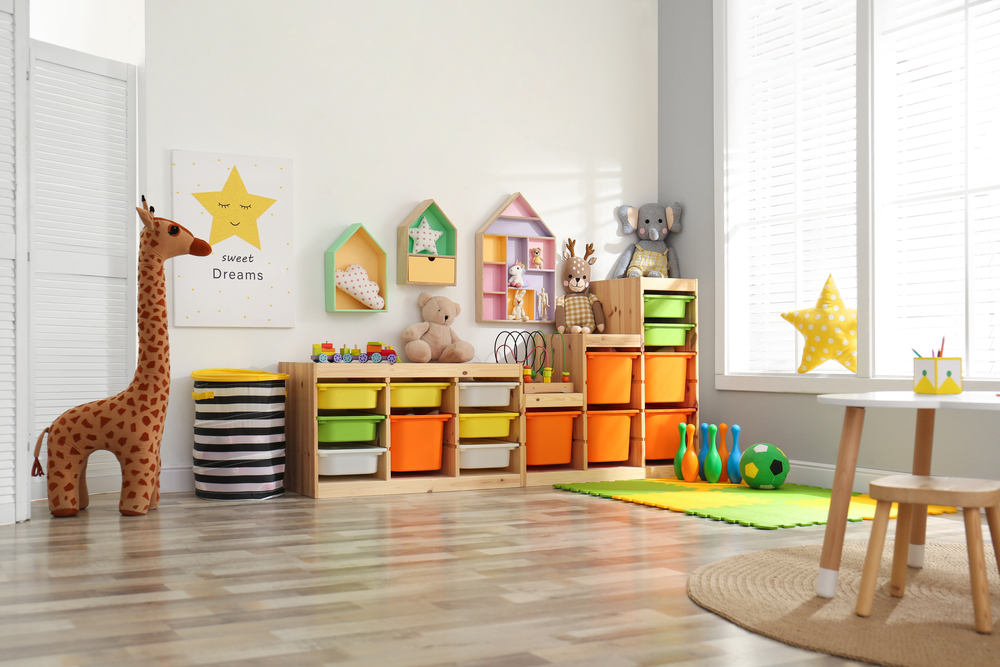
(913, 357), (962, 394)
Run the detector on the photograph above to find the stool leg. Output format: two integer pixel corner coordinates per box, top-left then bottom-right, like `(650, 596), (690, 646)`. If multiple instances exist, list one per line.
(964, 507), (994, 634)
(891, 502), (914, 598)
(857, 499), (892, 617)
(985, 505), (1000, 575)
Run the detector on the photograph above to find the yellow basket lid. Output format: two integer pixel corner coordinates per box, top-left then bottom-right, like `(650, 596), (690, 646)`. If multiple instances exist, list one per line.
(191, 368), (290, 382)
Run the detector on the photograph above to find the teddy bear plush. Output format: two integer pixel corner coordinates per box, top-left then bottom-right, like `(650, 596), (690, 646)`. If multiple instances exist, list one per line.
(401, 292), (476, 363)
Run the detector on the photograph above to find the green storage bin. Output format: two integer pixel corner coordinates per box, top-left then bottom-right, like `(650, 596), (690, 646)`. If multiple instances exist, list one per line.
(316, 414), (385, 442)
(643, 294), (694, 319)
(644, 322), (695, 346)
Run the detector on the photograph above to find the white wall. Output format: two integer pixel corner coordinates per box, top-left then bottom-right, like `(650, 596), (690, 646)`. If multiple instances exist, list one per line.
(658, 0), (1000, 489)
(146, 0), (659, 490)
(30, 0), (143, 64)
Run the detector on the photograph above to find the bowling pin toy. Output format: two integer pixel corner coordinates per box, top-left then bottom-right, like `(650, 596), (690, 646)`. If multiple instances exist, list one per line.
(705, 424), (722, 483)
(698, 423), (709, 480)
(718, 423), (730, 483)
(674, 422), (687, 480)
(727, 424), (743, 484)
(681, 422), (699, 482)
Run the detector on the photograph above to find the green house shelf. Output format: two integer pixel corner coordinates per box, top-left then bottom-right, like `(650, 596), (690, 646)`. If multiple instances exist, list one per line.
(396, 199), (458, 286)
(325, 224), (388, 312)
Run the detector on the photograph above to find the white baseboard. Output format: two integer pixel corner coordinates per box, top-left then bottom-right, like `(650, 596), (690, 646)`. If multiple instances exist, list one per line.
(31, 463), (194, 500)
(788, 459), (904, 494)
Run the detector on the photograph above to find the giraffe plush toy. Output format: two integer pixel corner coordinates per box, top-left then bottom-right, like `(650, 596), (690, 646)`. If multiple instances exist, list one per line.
(32, 197), (211, 516)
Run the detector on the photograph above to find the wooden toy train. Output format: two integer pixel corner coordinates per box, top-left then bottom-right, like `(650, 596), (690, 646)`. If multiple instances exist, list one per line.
(311, 342), (397, 364)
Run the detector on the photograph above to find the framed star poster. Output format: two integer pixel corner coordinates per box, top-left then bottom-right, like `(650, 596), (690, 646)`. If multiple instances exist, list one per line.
(171, 150), (293, 327)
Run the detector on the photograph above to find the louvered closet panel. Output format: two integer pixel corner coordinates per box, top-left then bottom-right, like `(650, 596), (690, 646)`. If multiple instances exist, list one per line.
(29, 41), (136, 493)
(0, 10), (14, 238)
(726, 0), (857, 374)
(0, 260), (15, 519)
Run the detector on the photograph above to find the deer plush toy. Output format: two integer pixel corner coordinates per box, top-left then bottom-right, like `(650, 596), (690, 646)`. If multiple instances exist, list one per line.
(32, 197), (211, 516)
(555, 239), (606, 334)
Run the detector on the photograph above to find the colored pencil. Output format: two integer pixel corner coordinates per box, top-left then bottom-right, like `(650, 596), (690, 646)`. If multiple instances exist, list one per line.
(912, 348), (922, 357)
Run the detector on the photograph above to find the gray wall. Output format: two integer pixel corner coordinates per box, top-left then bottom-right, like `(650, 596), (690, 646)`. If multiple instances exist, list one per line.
(657, 0), (999, 488)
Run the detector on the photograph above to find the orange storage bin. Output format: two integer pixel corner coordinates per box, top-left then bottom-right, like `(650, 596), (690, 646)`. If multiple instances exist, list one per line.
(586, 409), (638, 463)
(586, 352), (638, 404)
(644, 408), (696, 460)
(389, 414), (450, 472)
(645, 352), (695, 403)
(525, 410), (581, 466)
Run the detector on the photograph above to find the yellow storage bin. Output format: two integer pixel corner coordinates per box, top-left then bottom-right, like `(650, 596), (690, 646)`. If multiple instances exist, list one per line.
(390, 382), (451, 408)
(458, 412), (518, 439)
(316, 383), (385, 410)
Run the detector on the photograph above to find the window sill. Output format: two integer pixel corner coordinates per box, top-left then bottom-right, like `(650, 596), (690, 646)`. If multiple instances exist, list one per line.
(715, 373), (1000, 395)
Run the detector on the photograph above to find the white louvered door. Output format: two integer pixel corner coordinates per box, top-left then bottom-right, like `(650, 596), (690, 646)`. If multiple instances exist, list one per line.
(0, 0), (27, 526)
(28, 41), (136, 501)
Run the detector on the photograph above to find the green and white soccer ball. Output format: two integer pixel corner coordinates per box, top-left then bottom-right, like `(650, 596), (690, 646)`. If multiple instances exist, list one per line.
(739, 443), (789, 489)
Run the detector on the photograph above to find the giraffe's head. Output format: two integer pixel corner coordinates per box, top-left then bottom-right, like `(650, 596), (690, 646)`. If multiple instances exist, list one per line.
(136, 196), (212, 261)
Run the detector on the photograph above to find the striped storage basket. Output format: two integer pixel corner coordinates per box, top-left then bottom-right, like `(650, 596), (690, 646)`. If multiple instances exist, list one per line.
(191, 369), (289, 500)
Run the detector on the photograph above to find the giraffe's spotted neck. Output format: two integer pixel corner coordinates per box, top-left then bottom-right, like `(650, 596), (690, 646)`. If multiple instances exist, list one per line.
(128, 237), (170, 393)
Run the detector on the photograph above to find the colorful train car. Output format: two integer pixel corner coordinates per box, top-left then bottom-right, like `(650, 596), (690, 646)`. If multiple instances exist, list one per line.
(311, 342), (397, 364)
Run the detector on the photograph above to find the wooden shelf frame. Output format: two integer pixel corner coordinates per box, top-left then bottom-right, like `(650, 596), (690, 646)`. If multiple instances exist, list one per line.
(396, 199), (458, 286)
(279, 362), (524, 498)
(324, 224), (388, 313)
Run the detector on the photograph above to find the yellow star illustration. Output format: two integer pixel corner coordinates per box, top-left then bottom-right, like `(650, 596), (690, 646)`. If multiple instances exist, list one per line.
(780, 274), (858, 373)
(192, 166), (276, 249)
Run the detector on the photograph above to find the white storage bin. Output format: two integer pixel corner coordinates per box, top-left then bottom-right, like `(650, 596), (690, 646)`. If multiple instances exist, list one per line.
(317, 445), (387, 476)
(458, 381), (519, 407)
(458, 441), (518, 469)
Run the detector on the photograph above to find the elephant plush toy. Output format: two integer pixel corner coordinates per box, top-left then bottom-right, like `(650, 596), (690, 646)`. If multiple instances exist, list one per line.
(612, 202), (682, 279)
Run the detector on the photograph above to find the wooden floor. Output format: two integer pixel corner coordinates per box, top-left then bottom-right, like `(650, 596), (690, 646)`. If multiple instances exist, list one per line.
(0, 487), (976, 667)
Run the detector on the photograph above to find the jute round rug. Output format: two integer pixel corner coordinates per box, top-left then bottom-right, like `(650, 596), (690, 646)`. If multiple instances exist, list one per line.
(687, 542), (999, 667)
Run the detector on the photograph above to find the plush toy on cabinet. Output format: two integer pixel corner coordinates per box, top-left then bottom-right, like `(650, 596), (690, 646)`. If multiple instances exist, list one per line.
(555, 239), (606, 334)
(612, 202), (682, 278)
(508, 261), (525, 288)
(401, 292), (475, 363)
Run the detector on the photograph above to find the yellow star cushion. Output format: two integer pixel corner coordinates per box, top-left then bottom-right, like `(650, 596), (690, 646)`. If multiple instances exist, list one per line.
(781, 274), (858, 373)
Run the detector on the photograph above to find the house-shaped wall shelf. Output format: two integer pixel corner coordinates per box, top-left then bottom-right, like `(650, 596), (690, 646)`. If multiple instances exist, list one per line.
(475, 193), (556, 324)
(325, 224), (388, 313)
(396, 199), (458, 286)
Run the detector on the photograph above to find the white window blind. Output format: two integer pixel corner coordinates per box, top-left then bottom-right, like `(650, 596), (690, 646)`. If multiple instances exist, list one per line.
(873, 0), (1000, 378)
(29, 41), (136, 499)
(720, 0), (1000, 383)
(725, 0), (857, 375)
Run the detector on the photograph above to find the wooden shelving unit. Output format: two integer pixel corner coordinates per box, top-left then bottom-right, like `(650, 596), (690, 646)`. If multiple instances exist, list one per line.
(475, 193), (557, 324)
(396, 199), (458, 286)
(591, 277), (699, 478)
(324, 224), (388, 313)
(279, 362), (523, 498)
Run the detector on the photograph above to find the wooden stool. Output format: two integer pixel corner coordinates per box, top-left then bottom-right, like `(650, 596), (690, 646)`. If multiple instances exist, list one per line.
(855, 475), (1000, 634)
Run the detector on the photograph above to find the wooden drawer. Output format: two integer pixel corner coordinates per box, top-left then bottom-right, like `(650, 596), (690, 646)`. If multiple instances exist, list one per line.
(408, 255), (456, 285)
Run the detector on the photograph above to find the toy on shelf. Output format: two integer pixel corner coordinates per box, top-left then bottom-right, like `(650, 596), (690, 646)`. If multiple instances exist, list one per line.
(32, 196), (212, 517)
(509, 289), (529, 322)
(493, 330), (572, 391)
(508, 261), (526, 288)
(310, 342), (397, 364)
(325, 224), (388, 312)
(335, 263), (385, 310)
(555, 239), (606, 334)
(476, 193), (556, 323)
(740, 443), (789, 490)
(401, 292), (475, 363)
(537, 287), (550, 321)
(612, 202), (683, 278)
(397, 200), (458, 286)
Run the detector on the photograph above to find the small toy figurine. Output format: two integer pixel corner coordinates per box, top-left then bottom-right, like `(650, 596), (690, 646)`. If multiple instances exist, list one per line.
(508, 261), (525, 287)
(530, 246), (544, 269)
(537, 287), (550, 321)
(509, 288), (530, 322)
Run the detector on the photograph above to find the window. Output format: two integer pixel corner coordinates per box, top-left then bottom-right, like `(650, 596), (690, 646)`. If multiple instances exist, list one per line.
(717, 0), (1000, 389)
